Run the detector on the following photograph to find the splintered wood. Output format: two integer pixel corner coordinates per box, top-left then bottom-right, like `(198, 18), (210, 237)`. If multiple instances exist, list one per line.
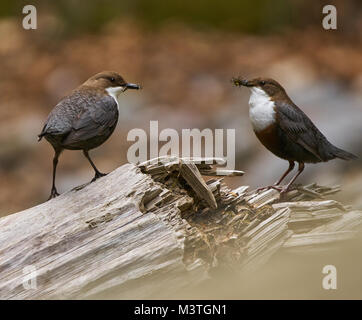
(139, 157), (362, 271)
(0, 156), (361, 299)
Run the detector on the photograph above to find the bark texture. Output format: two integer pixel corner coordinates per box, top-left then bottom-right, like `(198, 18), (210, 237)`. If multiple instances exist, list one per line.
(0, 157), (361, 299)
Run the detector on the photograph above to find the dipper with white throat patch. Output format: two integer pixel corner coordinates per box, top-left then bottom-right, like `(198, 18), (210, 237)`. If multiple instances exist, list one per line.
(232, 76), (357, 194)
(38, 71), (141, 199)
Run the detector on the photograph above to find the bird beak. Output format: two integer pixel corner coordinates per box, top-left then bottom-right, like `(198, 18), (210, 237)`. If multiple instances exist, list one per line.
(125, 83), (142, 90)
(231, 77), (251, 87)
(240, 79), (251, 87)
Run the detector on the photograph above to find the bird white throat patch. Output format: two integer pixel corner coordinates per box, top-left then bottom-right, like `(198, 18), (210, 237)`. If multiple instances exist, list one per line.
(248, 87), (276, 132)
(106, 86), (126, 109)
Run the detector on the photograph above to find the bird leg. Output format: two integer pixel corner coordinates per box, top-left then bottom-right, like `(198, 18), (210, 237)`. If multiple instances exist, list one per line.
(280, 162), (305, 194)
(83, 150), (107, 182)
(256, 160), (295, 192)
(275, 160), (295, 185)
(48, 149), (61, 200)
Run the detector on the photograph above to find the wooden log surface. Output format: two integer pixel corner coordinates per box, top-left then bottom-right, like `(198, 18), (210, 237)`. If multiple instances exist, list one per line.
(0, 157), (361, 299)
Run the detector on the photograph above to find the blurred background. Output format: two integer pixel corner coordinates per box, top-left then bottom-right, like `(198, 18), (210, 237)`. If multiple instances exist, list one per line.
(0, 0), (362, 298)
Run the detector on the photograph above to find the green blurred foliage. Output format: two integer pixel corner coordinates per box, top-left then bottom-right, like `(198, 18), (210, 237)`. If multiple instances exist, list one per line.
(1, 0), (360, 37)
(0, 0), (310, 35)
(131, 0), (296, 33)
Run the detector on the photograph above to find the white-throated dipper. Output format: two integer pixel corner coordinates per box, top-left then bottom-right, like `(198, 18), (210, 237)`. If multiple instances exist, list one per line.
(232, 76), (357, 194)
(38, 71), (141, 199)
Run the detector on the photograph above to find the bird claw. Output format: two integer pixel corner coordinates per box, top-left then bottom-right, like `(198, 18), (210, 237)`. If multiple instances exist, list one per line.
(271, 185), (285, 192)
(48, 188), (60, 200)
(256, 185), (281, 193)
(91, 172), (107, 182)
(256, 185), (294, 194)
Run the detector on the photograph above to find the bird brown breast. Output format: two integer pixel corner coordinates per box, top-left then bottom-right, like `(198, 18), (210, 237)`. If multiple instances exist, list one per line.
(254, 123), (288, 160)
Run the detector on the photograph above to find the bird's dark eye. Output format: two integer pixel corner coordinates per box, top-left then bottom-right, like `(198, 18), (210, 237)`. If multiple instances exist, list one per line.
(260, 80), (266, 86)
(110, 77), (115, 82)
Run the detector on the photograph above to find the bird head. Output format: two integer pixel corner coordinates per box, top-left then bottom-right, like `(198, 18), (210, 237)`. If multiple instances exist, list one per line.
(232, 77), (285, 98)
(84, 71), (141, 97)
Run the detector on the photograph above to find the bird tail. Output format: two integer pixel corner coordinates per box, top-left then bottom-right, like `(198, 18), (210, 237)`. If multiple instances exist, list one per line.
(331, 145), (358, 160)
(38, 123), (48, 141)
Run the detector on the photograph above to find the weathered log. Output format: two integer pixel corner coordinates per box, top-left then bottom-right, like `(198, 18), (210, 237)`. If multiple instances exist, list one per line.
(0, 157), (361, 299)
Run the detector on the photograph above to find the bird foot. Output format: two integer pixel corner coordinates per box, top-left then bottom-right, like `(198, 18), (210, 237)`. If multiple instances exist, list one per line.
(279, 185), (296, 195)
(91, 172), (107, 182)
(256, 185), (283, 193)
(256, 185), (295, 194)
(48, 188), (60, 200)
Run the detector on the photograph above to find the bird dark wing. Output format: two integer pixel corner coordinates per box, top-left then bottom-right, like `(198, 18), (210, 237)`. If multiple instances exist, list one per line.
(61, 92), (118, 147)
(38, 93), (81, 140)
(276, 101), (328, 161)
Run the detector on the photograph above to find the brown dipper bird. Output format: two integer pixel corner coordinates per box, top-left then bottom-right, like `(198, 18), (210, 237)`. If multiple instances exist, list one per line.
(38, 71), (141, 199)
(232, 77), (357, 193)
